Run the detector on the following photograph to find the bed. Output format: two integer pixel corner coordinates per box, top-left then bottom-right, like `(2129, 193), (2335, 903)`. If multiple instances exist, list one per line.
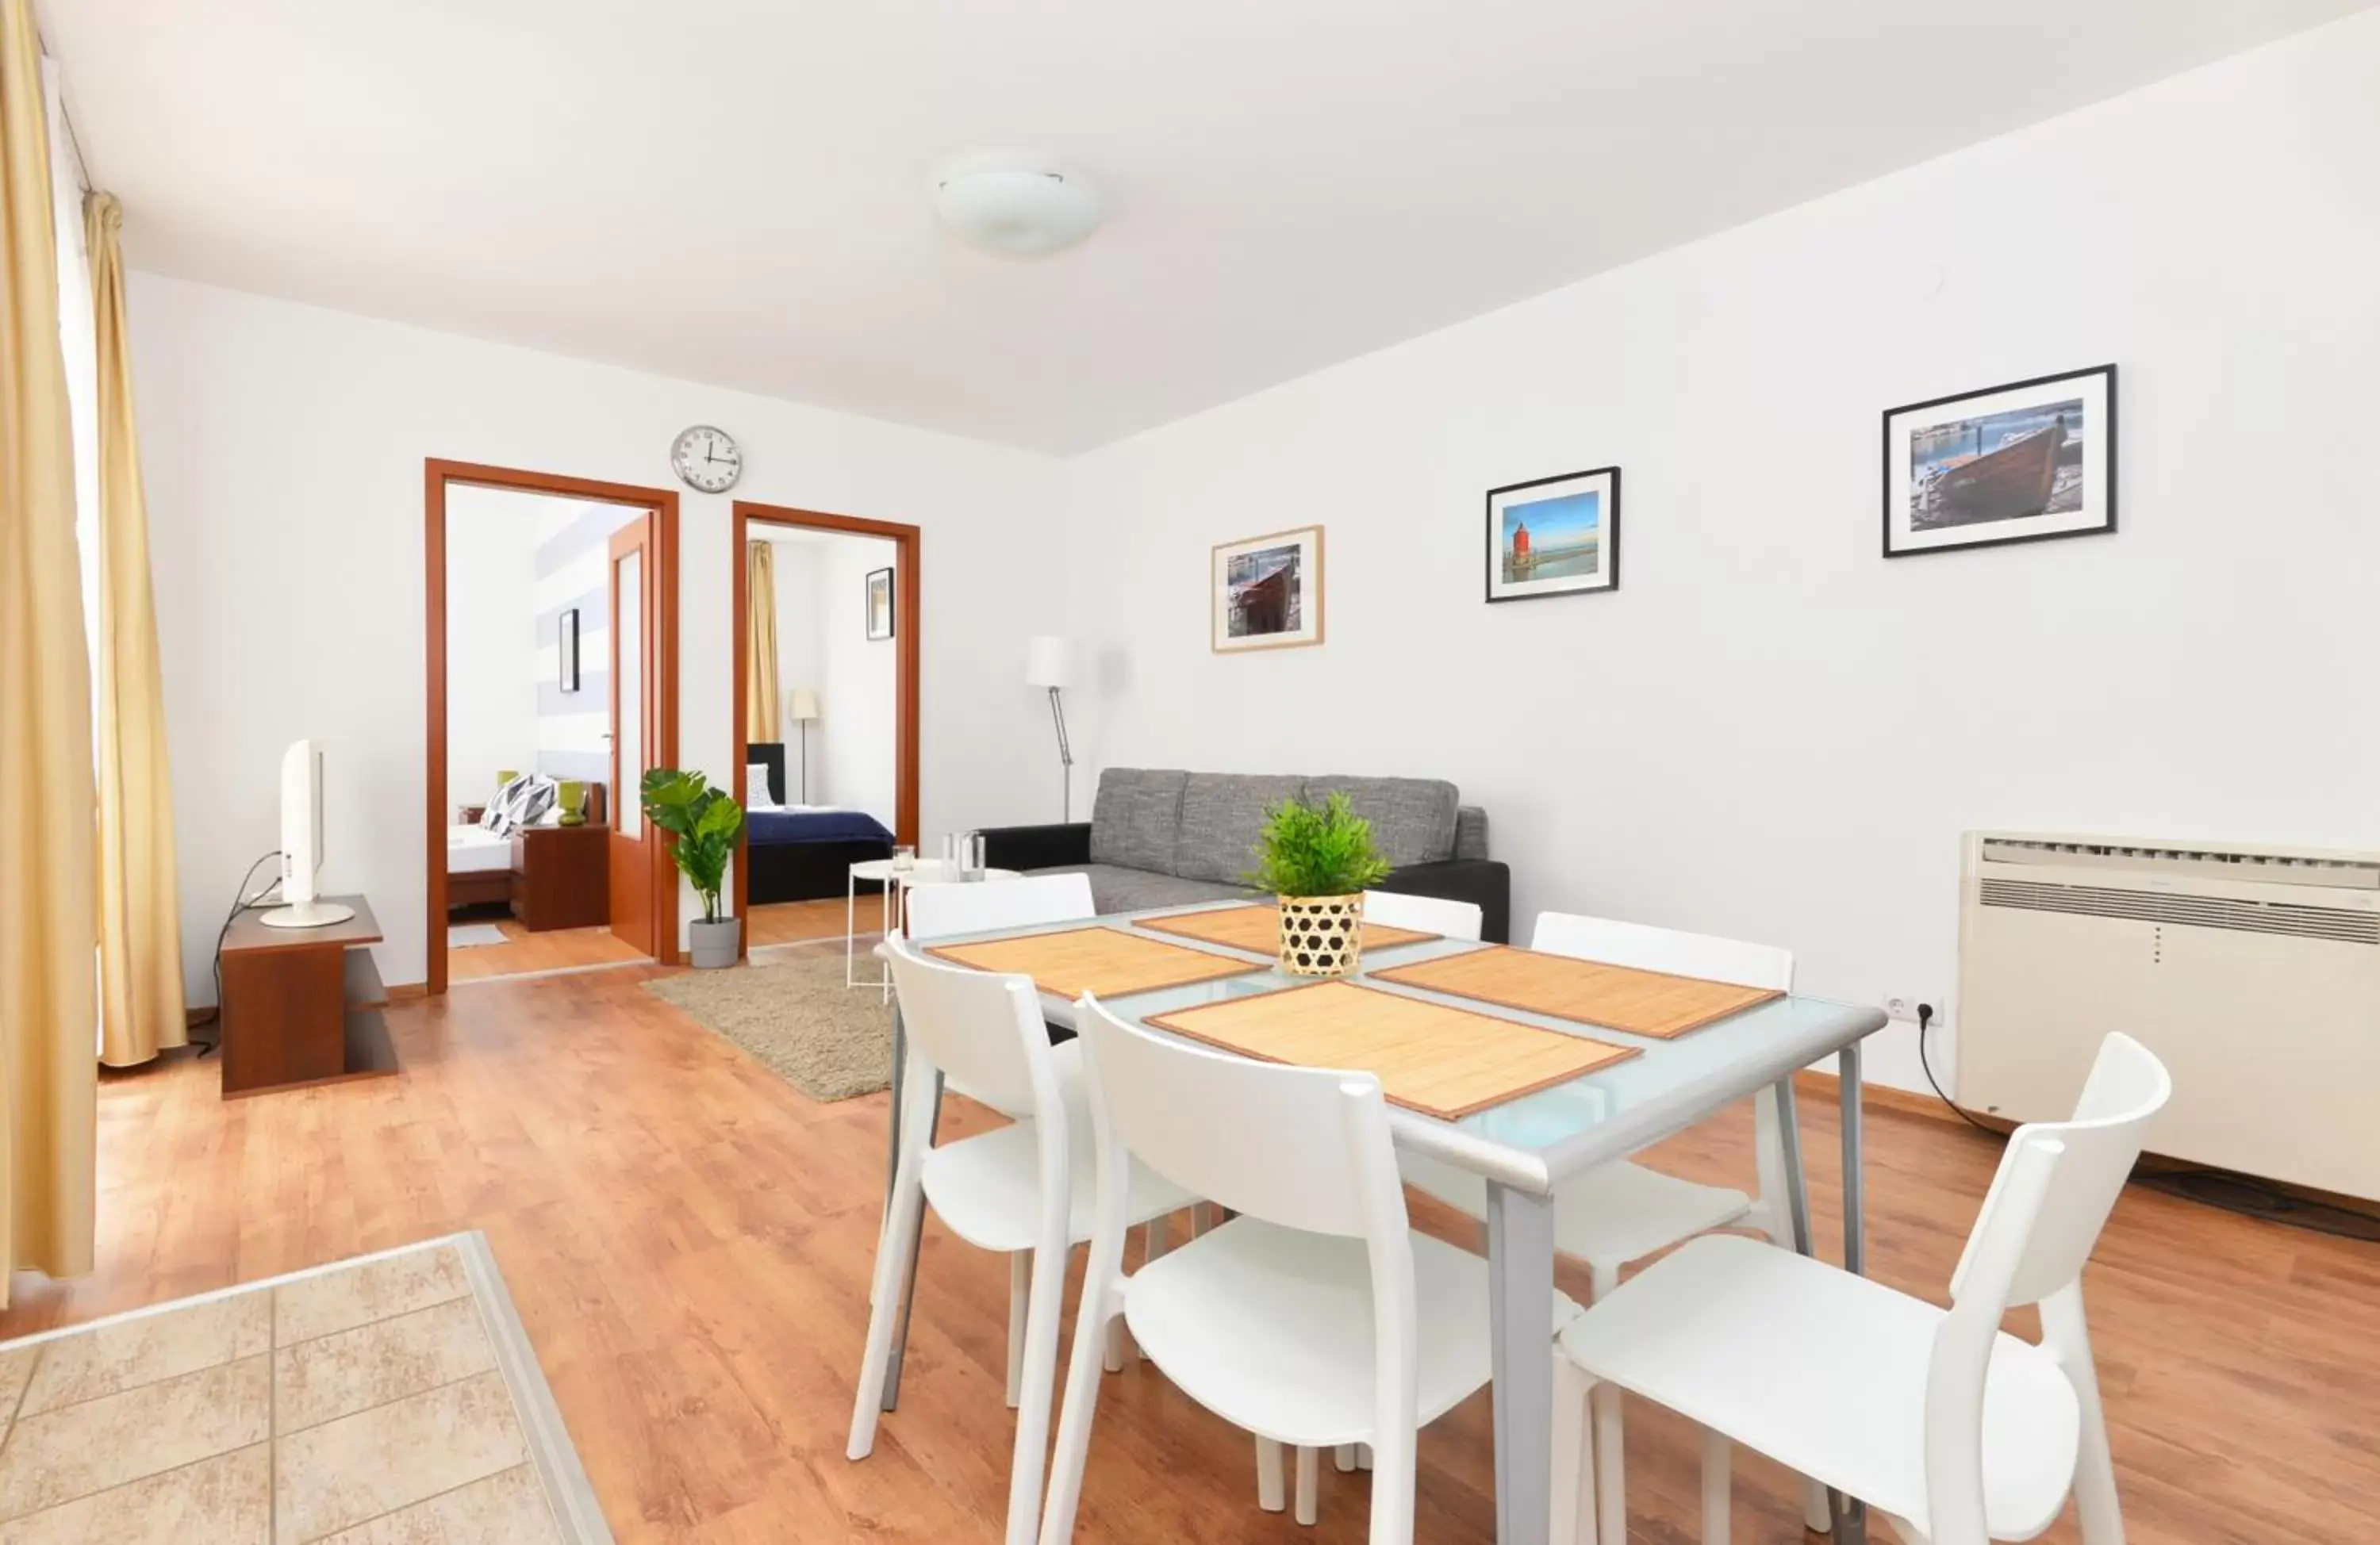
(746, 742), (896, 903)
(447, 777), (610, 918)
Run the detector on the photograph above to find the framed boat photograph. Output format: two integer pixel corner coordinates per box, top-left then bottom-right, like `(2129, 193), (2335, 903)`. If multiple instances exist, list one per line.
(1212, 525), (1323, 653)
(1486, 466), (1619, 603)
(1884, 363), (2115, 558)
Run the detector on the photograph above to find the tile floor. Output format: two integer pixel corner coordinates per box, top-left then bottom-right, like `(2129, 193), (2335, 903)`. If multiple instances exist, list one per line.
(0, 1243), (568, 1543)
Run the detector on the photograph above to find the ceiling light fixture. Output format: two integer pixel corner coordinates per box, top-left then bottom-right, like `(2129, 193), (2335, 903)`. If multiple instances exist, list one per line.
(933, 153), (1101, 257)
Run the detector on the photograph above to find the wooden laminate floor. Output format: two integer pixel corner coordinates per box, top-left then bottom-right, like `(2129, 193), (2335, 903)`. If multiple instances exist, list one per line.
(20, 968), (2378, 1543)
(747, 897), (862, 948)
(447, 918), (649, 982)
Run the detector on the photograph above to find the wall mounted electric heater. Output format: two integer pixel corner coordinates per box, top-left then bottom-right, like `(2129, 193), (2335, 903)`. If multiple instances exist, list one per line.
(1957, 831), (2380, 1200)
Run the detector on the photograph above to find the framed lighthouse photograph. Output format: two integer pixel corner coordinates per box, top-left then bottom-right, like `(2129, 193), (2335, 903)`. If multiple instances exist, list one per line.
(1883, 363), (2115, 558)
(1486, 466), (1620, 603)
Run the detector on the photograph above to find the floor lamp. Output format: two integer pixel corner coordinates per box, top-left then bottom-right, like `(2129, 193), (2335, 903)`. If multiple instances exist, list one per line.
(1024, 636), (1075, 822)
(788, 688), (820, 803)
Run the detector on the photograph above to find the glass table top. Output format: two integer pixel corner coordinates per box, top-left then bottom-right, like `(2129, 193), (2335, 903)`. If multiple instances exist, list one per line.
(919, 903), (1885, 1191)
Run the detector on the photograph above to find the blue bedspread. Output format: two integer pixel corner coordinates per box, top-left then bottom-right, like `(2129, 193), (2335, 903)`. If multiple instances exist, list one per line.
(747, 808), (896, 846)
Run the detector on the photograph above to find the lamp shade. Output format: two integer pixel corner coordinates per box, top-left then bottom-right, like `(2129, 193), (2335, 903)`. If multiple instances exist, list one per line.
(788, 688), (821, 722)
(1024, 635), (1075, 689)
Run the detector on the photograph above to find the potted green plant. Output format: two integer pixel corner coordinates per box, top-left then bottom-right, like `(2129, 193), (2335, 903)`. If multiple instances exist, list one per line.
(641, 768), (747, 968)
(1246, 792), (1392, 977)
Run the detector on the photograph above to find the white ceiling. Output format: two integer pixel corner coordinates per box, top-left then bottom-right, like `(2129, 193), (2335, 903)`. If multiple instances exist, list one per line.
(47, 0), (2370, 454)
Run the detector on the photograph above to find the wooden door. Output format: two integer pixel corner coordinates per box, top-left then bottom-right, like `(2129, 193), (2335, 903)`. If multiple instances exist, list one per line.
(608, 515), (658, 955)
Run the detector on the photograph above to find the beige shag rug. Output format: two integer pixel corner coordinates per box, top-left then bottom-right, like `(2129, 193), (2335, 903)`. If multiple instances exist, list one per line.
(643, 952), (892, 1102)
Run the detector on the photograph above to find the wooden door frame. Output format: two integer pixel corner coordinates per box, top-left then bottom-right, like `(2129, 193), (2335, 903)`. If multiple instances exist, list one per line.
(425, 459), (681, 995)
(731, 501), (921, 950)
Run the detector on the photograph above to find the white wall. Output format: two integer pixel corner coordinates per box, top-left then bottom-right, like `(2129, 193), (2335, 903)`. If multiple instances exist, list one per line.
(1059, 13), (2380, 1093)
(813, 532), (899, 828)
(136, 274), (1069, 994)
(440, 497), (539, 807)
(762, 537), (821, 799)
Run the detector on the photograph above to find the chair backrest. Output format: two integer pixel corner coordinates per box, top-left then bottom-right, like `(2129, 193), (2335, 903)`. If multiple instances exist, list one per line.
(882, 936), (1056, 1120)
(1530, 911), (1793, 991)
(1923, 1033), (2168, 1544)
(904, 872), (1096, 941)
(1075, 994), (1408, 1241)
(1948, 1030), (2169, 1310)
(1362, 889), (1483, 942)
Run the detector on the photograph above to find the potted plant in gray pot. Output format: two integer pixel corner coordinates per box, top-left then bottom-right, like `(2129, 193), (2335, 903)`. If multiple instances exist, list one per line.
(641, 768), (746, 968)
(1247, 792), (1392, 977)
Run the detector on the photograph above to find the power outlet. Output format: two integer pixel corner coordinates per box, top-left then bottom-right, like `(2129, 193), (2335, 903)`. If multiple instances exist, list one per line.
(1883, 995), (1938, 1025)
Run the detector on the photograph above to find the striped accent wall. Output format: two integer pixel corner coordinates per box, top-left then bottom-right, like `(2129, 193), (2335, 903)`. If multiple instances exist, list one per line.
(532, 504), (636, 788)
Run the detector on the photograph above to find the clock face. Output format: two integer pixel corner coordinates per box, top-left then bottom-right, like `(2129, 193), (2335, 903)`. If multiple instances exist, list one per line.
(670, 424), (742, 493)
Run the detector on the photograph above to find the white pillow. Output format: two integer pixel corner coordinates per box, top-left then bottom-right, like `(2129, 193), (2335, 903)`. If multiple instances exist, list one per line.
(746, 762), (779, 808)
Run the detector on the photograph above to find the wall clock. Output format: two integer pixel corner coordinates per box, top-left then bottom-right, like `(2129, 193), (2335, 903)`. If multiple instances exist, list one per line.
(670, 424), (742, 493)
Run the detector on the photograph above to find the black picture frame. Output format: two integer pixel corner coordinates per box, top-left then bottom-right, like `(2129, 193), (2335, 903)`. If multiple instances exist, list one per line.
(1484, 466), (1622, 604)
(865, 566), (895, 640)
(558, 607), (581, 692)
(1882, 362), (2117, 558)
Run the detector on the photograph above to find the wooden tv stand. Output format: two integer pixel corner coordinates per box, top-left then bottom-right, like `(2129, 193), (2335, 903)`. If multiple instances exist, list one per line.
(217, 894), (399, 1098)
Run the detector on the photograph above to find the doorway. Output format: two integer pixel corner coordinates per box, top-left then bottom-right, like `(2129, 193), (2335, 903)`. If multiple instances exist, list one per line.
(425, 460), (681, 995)
(731, 501), (919, 955)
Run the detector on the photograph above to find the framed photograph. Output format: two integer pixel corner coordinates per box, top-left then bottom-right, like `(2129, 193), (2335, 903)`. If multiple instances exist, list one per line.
(558, 608), (581, 692)
(1884, 363), (2115, 558)
(865, 566), (895, 640)
(1486, 466), (1620, 603)
(1212, 525), (1324, 653)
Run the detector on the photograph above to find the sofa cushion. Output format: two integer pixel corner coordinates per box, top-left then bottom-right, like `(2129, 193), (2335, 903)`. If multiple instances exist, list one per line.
(1026, 864), (1253, 914)
(1174, 772), (1308, 884)
(1453, 805), (1490, 862)
(1301, 776), (1461, 868)
(1088, 769), (1187, 872)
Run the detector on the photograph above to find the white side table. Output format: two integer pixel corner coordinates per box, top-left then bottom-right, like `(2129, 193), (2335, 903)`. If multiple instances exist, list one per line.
(846, 859), (1019, 999)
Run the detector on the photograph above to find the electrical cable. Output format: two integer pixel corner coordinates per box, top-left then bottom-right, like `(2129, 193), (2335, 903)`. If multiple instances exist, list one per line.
(186, 850), (285, 1056)
(1914, 1003), (2378, 1241)
(1914, 1003), (2000, 1136)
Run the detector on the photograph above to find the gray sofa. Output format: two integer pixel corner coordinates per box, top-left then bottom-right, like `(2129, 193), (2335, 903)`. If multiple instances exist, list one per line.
(977, 768), (1511, 942)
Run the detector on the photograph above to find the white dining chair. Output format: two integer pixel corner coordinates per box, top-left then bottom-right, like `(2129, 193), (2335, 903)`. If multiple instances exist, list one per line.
(1551, 1031), (2168, 1545)
(1037, 993), (1581, 1545)
(847, 940), (1196, 1545)
(1361, 888), (1484, 943)
(1393, 909), (1818, 1538)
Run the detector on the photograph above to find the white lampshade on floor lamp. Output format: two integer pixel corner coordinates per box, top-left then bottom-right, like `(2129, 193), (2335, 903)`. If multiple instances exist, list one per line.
(1024, 636), (1075, 821)
(788, 689), (820, 803)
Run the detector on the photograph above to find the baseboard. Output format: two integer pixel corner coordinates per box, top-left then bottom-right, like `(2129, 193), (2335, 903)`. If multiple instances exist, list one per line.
(1791, 1068), (2005, 1132)
(389, 982), (428, 1000)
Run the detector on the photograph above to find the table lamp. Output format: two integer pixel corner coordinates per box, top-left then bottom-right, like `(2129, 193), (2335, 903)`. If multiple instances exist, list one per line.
(1023, 635), (1075, 821)
(788, 688), (820, 803)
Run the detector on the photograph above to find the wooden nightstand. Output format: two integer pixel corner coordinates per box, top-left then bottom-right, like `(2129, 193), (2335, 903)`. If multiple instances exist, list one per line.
(510, 822), (611, 931)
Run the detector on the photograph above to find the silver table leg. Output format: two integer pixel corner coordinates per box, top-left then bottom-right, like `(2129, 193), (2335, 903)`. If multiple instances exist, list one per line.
(1773, 1075), (1813, 1256)
(1834, 1043), (1869, 1545)
(1484, 1182), (1555, 1545)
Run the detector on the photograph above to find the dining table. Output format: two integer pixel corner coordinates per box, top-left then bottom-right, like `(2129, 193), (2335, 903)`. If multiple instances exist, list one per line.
(870, 899), (1889, 1545)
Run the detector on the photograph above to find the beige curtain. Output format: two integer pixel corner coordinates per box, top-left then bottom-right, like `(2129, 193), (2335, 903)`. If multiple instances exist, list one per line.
(87, 193), (184, 1067)
(0, 0), (98, 1301)
(747, 540), (780, 743)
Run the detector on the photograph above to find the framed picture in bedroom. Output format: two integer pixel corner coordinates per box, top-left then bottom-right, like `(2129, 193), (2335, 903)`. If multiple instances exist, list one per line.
(865, 566), (895, 640)
(1485, 466), (1619, 603)
(1212, 524), (1324, 653)
(558, 608), (581, 692)
(1883, 363), (2114, 558)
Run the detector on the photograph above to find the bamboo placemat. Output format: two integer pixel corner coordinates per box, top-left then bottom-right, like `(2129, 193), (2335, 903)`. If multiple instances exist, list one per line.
(1370, 946), (1781, 1039)
(1135, 904), (1438, 956)
(1143, 980), (1637, 1120)
(926, 926), (1265, 1000)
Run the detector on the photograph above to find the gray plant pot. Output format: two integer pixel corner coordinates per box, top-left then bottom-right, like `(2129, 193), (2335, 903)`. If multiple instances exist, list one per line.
(689, 918), (742, 968)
